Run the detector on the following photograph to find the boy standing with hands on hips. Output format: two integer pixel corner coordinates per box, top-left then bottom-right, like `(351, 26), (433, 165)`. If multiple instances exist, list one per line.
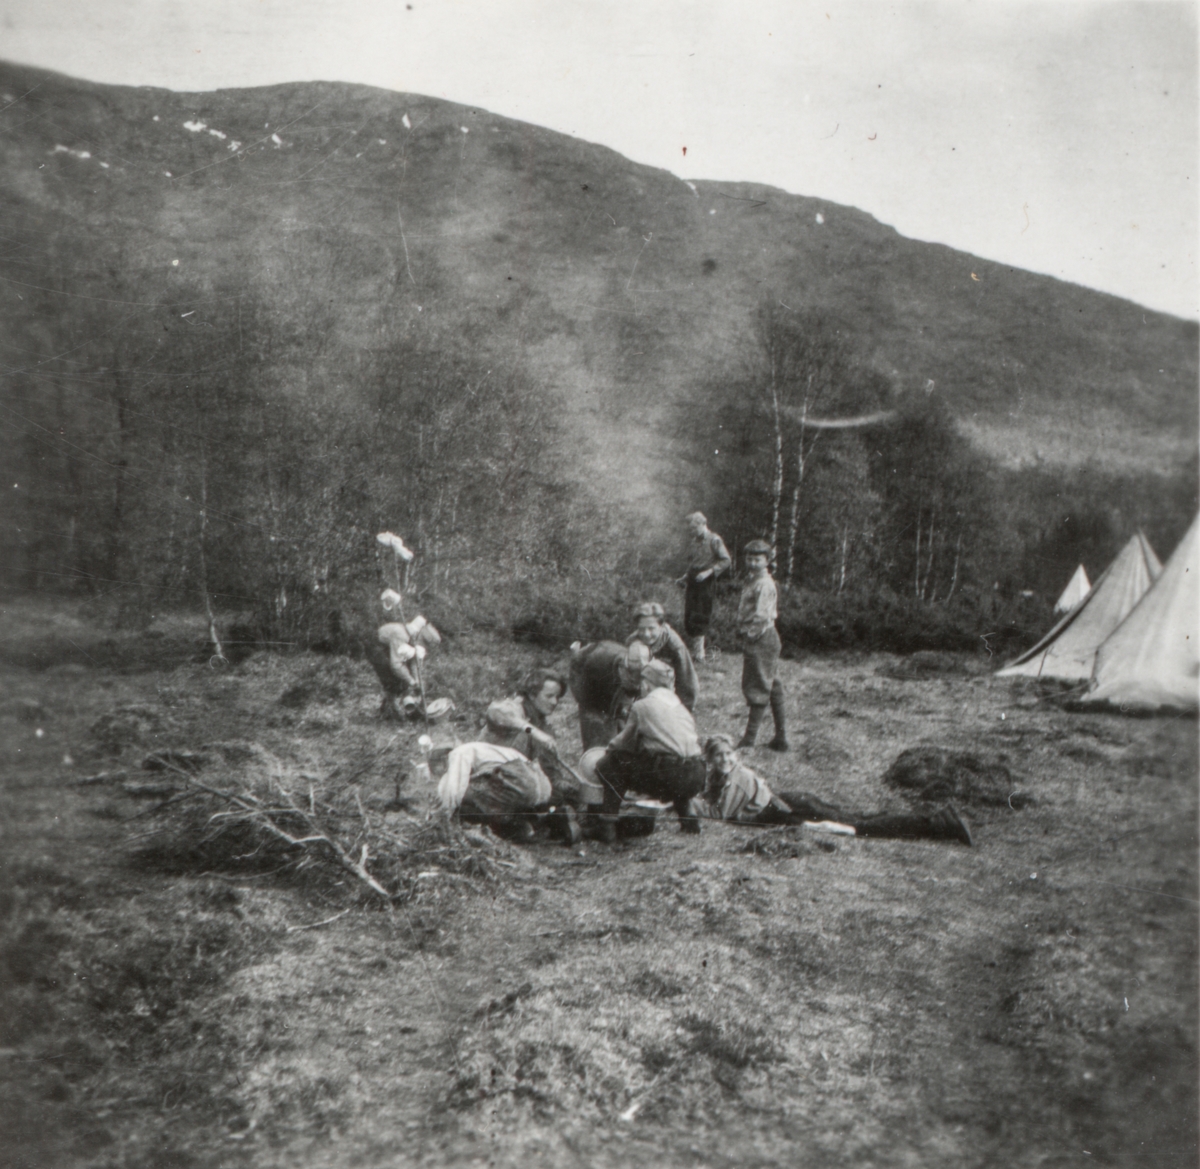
(737, 539), (788, 751)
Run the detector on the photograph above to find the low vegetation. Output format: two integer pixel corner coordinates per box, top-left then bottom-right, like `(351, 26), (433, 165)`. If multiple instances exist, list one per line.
(1, 597), (1195, 1167)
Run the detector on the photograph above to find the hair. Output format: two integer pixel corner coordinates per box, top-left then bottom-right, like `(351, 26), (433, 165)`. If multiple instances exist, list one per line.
(686, 511), (707, 525)
(641, 659), (675, 689)
(632, 601), (665, 621)
(519, 668), (567, 699)
(703, 733), (737, 760)
(624, 641), (652, 666)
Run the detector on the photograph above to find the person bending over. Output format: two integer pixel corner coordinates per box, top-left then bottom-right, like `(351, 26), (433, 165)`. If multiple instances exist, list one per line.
(626, 601), (698, 712)
(593, 659), (707, 842)
(568, 640), (652, 750)
(436, 742), (551, 842)
(693, 735), (973, 845)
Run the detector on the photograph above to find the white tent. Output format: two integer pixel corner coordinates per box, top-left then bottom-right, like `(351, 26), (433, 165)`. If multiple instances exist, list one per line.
(1083, 515), (1199, 712)
(1054, 565), (1091, 613)
(996, 531), (1161, 681)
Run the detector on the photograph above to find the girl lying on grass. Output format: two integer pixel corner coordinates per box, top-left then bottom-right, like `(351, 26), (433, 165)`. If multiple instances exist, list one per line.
(692, 735), (973, 845)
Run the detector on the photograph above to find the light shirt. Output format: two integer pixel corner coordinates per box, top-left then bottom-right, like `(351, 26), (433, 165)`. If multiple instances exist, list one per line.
(737, 574), (778, 641)
(608, 686), (701, 758)
(437, 743), (552, 811)
(696, 763), (776, 822)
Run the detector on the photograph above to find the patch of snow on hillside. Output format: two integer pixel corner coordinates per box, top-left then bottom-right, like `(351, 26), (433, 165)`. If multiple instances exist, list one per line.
(815, 213), (825, 224)
(402, 114), (412, 129)
(183, 120), (206, 133)
(271, 134), (283, 147)
(207, 128), (227, 140)
(377, 139), (387, 145)
(684, 181), (698, 197)
(51, 145), (92, 160)
(460, 126), (469, 134)
(99, 161), (109, 169)
(152, 115), (160, 122)
(227, 141), (241, 152)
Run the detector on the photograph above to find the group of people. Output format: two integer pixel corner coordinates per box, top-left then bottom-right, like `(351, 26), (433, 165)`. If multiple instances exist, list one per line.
(374, 512), (973, 849)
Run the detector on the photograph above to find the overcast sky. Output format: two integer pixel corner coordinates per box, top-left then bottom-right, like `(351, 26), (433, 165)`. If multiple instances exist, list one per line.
(2, 0), (1196, 318)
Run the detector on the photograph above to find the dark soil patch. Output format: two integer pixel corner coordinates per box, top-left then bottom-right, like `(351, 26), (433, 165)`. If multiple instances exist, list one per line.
(882, 746), (1035, 809)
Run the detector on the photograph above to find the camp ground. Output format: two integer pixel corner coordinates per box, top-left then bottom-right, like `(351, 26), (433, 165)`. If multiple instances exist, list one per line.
(1, 28), (1198, 1169)
(996, 518), (1199, 714)
(995, 531), (1162, 684)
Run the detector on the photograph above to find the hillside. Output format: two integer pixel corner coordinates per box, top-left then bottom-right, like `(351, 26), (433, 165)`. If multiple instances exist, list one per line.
(1, 61), (1195, 535)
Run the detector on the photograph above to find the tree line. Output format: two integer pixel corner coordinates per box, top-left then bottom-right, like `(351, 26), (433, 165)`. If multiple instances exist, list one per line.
(3, 263), (1195, 655)
(678, 300), (1196, 644)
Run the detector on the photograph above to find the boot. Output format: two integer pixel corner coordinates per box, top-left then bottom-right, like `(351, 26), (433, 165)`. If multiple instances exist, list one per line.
(690, 635), (706, 663)
(593, 814), (619, 844)
(929, 805), (973, 846)
(737, 704), (767, 749)
(767, 683), (789, 752)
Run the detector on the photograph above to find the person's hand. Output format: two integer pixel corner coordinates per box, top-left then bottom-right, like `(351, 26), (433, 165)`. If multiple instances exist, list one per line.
(696, 569), (713, 582)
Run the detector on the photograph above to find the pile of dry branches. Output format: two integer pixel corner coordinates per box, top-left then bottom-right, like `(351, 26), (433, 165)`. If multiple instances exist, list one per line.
(123, 742), (519, 902)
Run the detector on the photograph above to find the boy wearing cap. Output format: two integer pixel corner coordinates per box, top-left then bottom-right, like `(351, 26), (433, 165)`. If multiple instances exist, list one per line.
(737, 540), (788, 751)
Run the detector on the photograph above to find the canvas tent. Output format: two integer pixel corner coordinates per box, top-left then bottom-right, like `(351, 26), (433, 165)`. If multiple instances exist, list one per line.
(1054, 565), (1091, 613)
(996, 531), (1161, 681)
(1082, 515), (1199, 712)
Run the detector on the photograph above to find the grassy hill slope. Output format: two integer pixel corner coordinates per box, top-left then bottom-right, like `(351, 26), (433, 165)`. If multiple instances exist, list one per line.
(1, 61), (1195, 532)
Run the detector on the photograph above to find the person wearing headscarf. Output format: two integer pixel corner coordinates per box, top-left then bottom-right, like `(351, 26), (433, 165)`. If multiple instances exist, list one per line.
(626, 601), (698, 711)
(592, 659), (706, 842)
(692, 736), (973, 844)
(365, 590), (441, 719)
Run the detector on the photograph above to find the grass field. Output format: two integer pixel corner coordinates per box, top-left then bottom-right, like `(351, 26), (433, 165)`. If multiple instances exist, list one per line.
(1, 597), (1196, 1168)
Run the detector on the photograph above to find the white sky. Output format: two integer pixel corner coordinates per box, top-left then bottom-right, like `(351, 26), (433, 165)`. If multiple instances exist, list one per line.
(2, 0), (1196, 318)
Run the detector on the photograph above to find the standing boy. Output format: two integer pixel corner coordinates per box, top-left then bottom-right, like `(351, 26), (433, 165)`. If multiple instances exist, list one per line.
(737, 539), (788, 751)
(680, 512), (732, 662)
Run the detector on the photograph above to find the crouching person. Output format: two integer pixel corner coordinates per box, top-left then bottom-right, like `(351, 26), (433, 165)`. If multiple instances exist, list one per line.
(482, 669), (586, 843)
(437, 742), (551, 842)
(365, 591), (442, 720)
(694, 735), (973, 845)
(593, 659), (706, 842)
